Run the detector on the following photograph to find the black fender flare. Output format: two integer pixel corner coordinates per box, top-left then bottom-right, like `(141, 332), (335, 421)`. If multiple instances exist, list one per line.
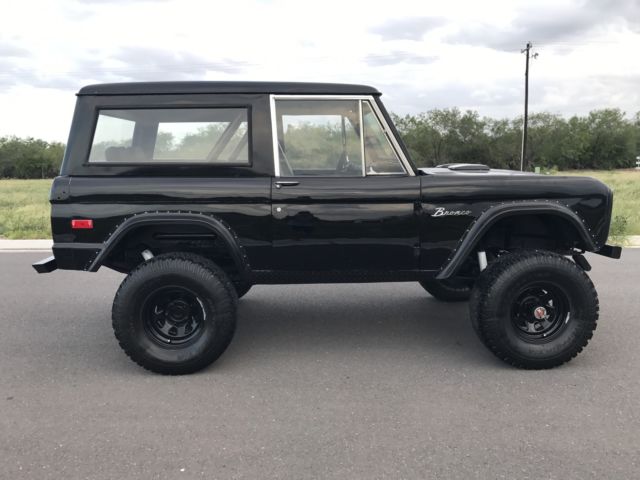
(87, 212), (250, 280)
(436, 202), (597, 280)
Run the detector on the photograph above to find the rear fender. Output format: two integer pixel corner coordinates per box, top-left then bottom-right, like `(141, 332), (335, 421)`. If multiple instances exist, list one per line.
(87, 212), (250, 280)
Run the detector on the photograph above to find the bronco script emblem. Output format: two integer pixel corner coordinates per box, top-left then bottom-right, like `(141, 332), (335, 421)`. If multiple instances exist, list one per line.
(431, 207), (472, 217)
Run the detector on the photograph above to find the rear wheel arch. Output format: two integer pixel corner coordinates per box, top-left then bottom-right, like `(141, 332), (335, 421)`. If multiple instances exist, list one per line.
(89, 213), (250, 282)
(437, 203), (596, 280)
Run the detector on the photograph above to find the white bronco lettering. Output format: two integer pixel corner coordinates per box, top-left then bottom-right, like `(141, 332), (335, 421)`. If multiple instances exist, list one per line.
(431, 207), (472, 217)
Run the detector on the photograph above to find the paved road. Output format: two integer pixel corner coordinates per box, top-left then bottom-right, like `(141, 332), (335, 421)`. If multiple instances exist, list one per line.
(1, 251), (639, 479)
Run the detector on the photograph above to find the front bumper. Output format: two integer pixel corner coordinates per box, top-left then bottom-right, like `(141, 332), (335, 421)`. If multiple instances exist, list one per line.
(595, 244), (622, 259)
(32, 256), (58, 273)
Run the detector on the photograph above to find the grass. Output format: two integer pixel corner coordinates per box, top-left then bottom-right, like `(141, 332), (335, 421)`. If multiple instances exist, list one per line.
(0, 179), (52, 239)
(0, 170), (638, 239)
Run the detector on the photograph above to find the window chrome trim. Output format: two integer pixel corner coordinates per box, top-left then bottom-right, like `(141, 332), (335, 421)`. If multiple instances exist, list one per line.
(269, 94), (415, 177)
(362, 100), (407, 176)
(269, 94), (281, 177)
(358, 100), (365, 176)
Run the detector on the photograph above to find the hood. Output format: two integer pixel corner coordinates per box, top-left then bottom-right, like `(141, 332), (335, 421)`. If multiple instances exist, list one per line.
(419, 163), (538, 177)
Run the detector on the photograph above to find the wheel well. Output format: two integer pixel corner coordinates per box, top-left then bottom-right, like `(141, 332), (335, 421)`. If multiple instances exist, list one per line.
(479, 214), (588, 253)
(102, 223), (243, 281)
(449, 213), (589, 279)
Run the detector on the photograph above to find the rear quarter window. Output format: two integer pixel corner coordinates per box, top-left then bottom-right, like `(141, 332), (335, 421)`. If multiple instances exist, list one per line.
(88, 107), (250, 164)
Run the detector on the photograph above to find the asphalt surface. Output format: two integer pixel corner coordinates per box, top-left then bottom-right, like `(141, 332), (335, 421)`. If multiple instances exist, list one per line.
(1, 251), (639, 479)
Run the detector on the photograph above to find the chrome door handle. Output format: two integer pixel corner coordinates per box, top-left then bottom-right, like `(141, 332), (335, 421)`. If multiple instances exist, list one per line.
(275, 180), (299, 188)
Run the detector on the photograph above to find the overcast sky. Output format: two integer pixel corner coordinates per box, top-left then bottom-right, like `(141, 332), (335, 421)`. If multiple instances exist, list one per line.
(1, 0), (639, 141)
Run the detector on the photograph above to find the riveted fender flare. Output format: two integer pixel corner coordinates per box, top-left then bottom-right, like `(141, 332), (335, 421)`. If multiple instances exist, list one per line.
(436, 202), (596, 280)
(87, 212), (250, 280)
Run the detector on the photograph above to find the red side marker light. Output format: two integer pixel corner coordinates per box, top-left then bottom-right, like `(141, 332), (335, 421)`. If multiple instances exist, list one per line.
(71, 219), (93, 229)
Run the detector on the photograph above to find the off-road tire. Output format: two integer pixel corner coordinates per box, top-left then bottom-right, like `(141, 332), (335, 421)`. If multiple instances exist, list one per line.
(469, 250), (598, 369)
(112, 252), (237, 375)
(420, 278), (472, 302)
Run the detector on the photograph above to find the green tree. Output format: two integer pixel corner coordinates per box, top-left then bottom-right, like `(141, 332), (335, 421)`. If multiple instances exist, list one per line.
(396, 108), (638, 171)
(0, 137), (64, 178)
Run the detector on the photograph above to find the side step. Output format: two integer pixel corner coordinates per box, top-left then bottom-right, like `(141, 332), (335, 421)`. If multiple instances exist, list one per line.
(32, 256), (58, 273)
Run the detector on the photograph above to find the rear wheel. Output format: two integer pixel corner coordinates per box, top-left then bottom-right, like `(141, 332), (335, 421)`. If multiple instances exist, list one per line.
(469, 251), (598, 369)
(420, 278), (472, 302)
(112, 253), (237, 375)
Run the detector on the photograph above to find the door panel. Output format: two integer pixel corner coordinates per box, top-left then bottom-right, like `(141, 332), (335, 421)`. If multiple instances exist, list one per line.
(270, 176), (420, 271)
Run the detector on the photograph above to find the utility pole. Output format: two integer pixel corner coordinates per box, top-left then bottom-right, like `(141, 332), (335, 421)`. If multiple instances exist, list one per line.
(520, 42), (538, 171)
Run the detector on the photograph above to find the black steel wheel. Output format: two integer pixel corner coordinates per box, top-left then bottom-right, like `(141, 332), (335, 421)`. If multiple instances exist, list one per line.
(510, 284), (569, 341)
(420, 278), (472, 302)
(142, 286), (206, 346)
(469, 250), (598, 369)
(112, 253), (237, 375)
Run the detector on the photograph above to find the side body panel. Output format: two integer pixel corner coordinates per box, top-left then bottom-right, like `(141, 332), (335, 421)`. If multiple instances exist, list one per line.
(51, 177), (272, 271)
(270, 176), (420, 271)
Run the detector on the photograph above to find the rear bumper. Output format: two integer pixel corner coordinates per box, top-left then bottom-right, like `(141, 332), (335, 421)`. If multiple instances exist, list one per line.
(31, 243), (102, 273)
(595, 244), (622, 259)
(32, 256), (58, 273)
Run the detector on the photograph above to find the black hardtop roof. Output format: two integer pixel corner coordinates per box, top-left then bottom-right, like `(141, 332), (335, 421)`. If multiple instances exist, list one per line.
(77, 81), (381, 96)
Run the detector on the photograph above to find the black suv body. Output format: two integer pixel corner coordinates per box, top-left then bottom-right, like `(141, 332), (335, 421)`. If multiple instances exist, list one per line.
(34, 82), (621, 374)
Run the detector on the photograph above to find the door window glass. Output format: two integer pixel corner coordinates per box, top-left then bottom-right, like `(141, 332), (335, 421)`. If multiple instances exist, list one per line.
(274, 100), (362, 176)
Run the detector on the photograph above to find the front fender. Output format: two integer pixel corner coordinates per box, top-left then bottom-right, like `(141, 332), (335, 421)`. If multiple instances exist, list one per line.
(436, 201), (596, 280)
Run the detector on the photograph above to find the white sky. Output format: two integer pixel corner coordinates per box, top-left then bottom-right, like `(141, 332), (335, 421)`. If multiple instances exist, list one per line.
(1, 0), (639, 142)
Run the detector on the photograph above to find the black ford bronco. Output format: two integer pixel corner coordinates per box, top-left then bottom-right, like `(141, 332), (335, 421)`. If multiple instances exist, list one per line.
(34, 81), (621, 374)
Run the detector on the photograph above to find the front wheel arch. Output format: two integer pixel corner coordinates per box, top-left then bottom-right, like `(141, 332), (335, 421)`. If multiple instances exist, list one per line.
(437, 203), (597, 280)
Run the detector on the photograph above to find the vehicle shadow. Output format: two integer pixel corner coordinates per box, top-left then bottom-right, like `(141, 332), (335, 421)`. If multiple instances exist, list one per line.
(220, 283), (499, 370)
(62, 281), (502, 375)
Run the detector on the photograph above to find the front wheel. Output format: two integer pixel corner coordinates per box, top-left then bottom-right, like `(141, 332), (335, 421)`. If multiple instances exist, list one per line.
(469, 251), (598, 369)
(112, 253), (237, 375)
